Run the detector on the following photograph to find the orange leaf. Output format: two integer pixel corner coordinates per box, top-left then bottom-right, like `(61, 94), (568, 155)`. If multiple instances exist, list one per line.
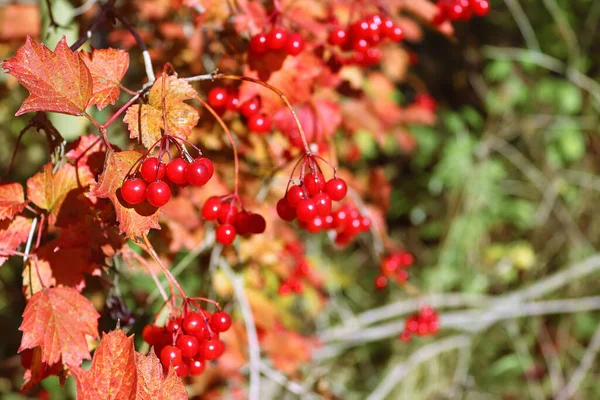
(135, 349), (188, 400)
(90, 150), (161, 240)
(124, 75), (199, 149)
(72, 330), (137, 400)
(0, 215), (33, 266)
(19, 287), (100, 366)
(80, 48), (130, 110)
(2, 36), (92, 116)
(0, 182), (27, 220)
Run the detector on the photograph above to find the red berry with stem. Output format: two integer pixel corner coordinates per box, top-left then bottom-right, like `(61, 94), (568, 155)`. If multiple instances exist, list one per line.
(217, 202), (238, 224)
(207, 87), (228, 108)
(146, 181), (171, 207)
(166, 158), (188, 185)
(140, 157), (166, 183)
(325, 178), (347, 201)
(166, 318), (182, 333)
(240, 97), (261, 118)
(303, 172), (325, 196)
(328, 28), (347, 46)
(266, 27), (288, 50)
(248, 113), (272, 133)
(285, 33), (304, 56)
(210, 311), (232, 332)
(248, 213), (266, 234)
(200, 338), (225, 360)
(249, 33), (268, 54)
(296, 198), (318, 222)
(185, 160), (211, 186)
(314, 192), (332, 217)
(277, 198), (297, 221)
(121, 178), (147, 205)
(160, 345), (182, 368)
(216, 224), (237, 245)
(189, 358), (205, 375)
(183, 312), (204, 336)
(176, 334), (200, 358)
(202, 196), (222, 220)
(286, 185), (305, 207)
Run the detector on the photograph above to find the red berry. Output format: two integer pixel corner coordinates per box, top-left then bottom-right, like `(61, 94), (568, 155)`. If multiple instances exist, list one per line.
(146, 181), (171, 207)
(328, 28), (347, 46)
(250, 33), (268, 54)
(325, 178), (347, 201)
(349, 20), (370, 40)
(189, 358), (206, 375)
(406, 316), (419, 332)
(140, 157), (167, 183)
(142, 324), (163, 345)
(185, 160), (211, 186)
(226, 92), (240, 110)
(314, 192), (332, 217)
(248, 113), (272, 133)
(173, 361), (190, 377)
(277, 198), (297, 221)
(296, 198), (318, 222)
(217, 202), (238, 224)
(207, 87), (228, 108)
(247, 213), (266, 234)
(396, 269), (409, 283)
(285, 33), (304, 56)
(471, 0), (490, 16)
(233, 211), (250, 235)
(352, 38), (369, 53)
(166, 158), (188, 185)
(240, 97), (261, 118)
(196, 157), (214, 179)
(360, 216), (371, 232)
(286, 185), (305, 207)
(200, 338), (225, 360)
(266, 28), (288, 50)
(121, 178), (147, 205)
(306, 216), (324, 233)
(160, 345), (182, 368)
(176, 334), (200, 358)
(183, 312), (204, 336)
(210, 311), (232, 332)
(332, 207), (349, 229)
(375, 275), (388, 290)
(216, 224), (237, 245)
(399, 331), (412, 342)
(388, 26), (404, 42)
(202, 196), (222, 220)
(166, 318), (182, 333)
(303, 172), (325, 196)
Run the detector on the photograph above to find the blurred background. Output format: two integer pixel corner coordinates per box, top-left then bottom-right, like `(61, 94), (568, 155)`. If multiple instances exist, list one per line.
(1, 0), (600, 399)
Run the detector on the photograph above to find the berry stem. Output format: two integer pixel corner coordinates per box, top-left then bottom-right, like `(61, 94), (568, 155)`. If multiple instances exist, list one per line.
(142, 234), (187, 300)
(194, 94), (240, 196)
(128, 247), (170, 303)
(102, 91), (141, 129)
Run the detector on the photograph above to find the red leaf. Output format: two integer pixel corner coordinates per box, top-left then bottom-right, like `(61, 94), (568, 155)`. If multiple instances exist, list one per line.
(135, 349), (188, 400)
(65, 134), (107, 182)
(0, 215), (33, 266)
(72, 330), (137, 400)
(80, 48), (130, 110)
(2, 36), (92, 116)
(0, 182), (27, 220)
(90, 150), (161, 240)
(19, 287), (100, 366)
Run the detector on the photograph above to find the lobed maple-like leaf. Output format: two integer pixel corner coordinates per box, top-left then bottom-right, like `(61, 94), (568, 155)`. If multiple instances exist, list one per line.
(0, 182), (27, 220)
(135, 348), (188, 400)
(124, 75), (199, 149)
(90, 150), (161, 240)
(2, 36), (92, 116)
(80, 48), (130, 110)
(72, 330), (137, 400)
(0, 215), (33, 266)
(19, 286), (100, 366)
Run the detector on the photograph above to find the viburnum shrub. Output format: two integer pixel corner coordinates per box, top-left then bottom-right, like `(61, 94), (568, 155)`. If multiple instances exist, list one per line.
(0, 0), (487, 398)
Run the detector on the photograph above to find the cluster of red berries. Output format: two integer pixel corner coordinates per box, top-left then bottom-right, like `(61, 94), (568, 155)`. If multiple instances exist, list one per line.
(142, 309), (232, 377)
(121, 155), (214, 208)
(399, 305), (440, 342)
(328, 13), (404, 67)
(207, 88), (271, 134)
(329, 203), (371, 246)
(278, 258), (311, 295)
(434, 0), (490, 25)
(249, 27), (305, 57)
(202, 196), (266, 245)
(374, 251), (414, 290)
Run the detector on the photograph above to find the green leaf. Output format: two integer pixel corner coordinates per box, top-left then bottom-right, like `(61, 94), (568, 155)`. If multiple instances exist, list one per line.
(484, 60), (513, 82)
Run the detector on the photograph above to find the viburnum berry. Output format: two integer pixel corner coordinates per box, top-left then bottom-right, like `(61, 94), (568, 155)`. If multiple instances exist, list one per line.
(207, 87), (228, 108)
(140, 157), (167, 182)
(266, 27), (288, 50)
(314, 192), (332, 217)
(121, 178), (147, 205)
(166, 318), (182, 333)
(400, 305), (439, 342)
(247, 213), (266, 234)
(285, 33), (305, 56)
(226, 91), (240, 110)
(471, 0), (490, 16)
(176, 334), (200, 358)
(166, 158), (188, 185)
(200, 338), (225, 360)
(202, 196), (222, 220)
(217, 202), (238, 224)
(216, 223), (237, 245)
(183, 311), (205, 336)
(296, 198), (318, 222)
(328, 27), (347, 46)
(277, 198), (297, 221)
(375, 275), (388, 290)
(185, 159), (211, 186)
(210, 311), (232, 333)
(303, 172), (325, 197)
(325, 178), (347, 201)
(240, 97), (260, 118)
(286, 185), (305, 207)
(146, 180), (171, 207)
(249, 33), (268, 54)
(349, 20), (370, 40)
(160, 345), (182, 368)
(189, 358), (206, 375)
(173, 361), (189, 377)
(247, 113), (272, 133)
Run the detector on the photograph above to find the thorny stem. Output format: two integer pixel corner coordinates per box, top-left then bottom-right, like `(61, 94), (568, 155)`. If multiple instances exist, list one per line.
(142, 234), (187, 300)
(194, 94), (240, 196)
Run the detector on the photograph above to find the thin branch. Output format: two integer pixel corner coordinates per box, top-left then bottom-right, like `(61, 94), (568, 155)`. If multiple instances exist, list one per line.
(366, 335), (471, 400)
(504, 321), (545, 400)
(541, 0), (579, 67)
(502, 0), (540, 51)
(538, 322), (565, 398)
(111, 12), (155, 83)
(219, 258), (261, 400)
